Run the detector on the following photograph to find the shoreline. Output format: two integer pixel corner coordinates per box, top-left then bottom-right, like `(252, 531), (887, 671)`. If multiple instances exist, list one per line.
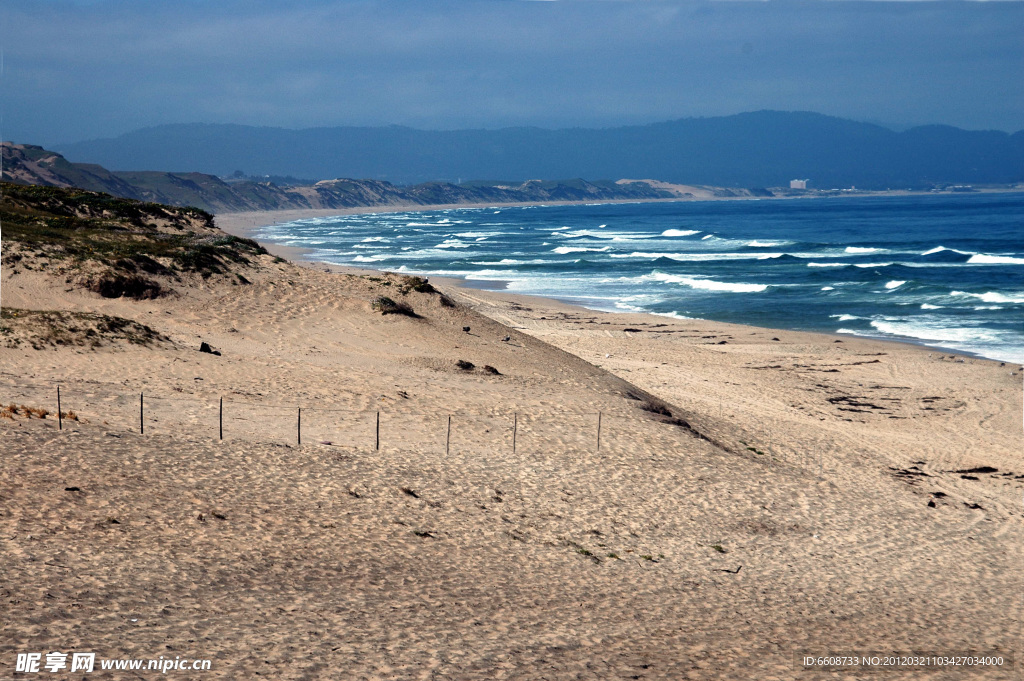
(5, 193), (1022, 676)
(216, 202), (1016, 367)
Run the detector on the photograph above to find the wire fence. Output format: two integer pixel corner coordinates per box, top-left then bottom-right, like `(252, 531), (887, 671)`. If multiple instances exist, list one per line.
(2, 380), (711, 457)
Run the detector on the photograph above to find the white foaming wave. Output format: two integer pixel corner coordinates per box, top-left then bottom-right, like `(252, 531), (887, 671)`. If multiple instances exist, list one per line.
(974, 305), (1004, 310)
(552, 246), (611, 254)
(662, 229), (701, 237)
(561, 229), (652, 240)
(470, 258), (559, 265)
(835, 323), (1023, 363)
(647, 272), (768, 293)
(920, 303), (943, 310)
(455, 231), (499, 238)
(845, 246), (883, 254)
(609, 252), (784, 261)
(465, 269), (518, 280)
(855, 262), (894, 268)
(870, 319), (1002, 344)
(921, 246), (975, 256)
(352, 255), (390, 262)
(747, 240), (791, 247)
(361, 236), (388, 242)
(652, 311), (695, 320)
(434, 240), (472, 249)
(951, 290), (1024, 304)
(830, 314), (860, 321)
(821, 286), (835, 291)
(967, 254), (1024, 265)
(884, 280), (906, 289)
(807, 262), (849, 268)
(598, 224), (607, 228)
(701, 234), (714, 240)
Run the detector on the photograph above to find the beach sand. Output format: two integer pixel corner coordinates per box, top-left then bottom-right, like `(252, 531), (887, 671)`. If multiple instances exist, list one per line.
(1, 208), (1021, 679)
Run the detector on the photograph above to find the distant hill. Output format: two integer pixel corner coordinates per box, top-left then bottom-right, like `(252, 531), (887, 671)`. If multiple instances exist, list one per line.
(4, 143), (717, 214)
(53, 111), (1024, 189)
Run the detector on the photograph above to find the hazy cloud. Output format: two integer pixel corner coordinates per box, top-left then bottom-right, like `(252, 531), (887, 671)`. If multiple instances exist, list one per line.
(4, 0), (1022, 145)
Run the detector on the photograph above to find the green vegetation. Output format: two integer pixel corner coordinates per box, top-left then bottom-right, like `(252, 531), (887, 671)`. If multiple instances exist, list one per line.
(1, 182), (268, 298)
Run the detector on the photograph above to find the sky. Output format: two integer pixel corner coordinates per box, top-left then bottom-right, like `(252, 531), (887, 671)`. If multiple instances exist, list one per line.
(3, 0), (1023, 146)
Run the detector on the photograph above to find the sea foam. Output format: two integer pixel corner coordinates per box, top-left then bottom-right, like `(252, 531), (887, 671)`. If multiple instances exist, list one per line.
(966, 254), (1024, 265)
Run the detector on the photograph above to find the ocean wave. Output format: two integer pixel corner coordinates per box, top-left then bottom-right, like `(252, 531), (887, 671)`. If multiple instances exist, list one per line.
(966, 254), (1024, 265)
(471, 258), (558, 265)
(747, 240), (791, 247)
(561, 229), (654, 240)
(662, 229), (701, 237)
(652, 311), (694, 320)
(821, 286), (835, 291)
(885, 280), (906, 289)
(807, 262), (848, 268)
(352, 255), (390, 262)
(361, 236), (389, 242)
(701, 234), (714, 240)
(951, 290), (1024, 304)
(647, 272), (768, 293)
(922, 245), (975, 256)
(869, 319), (1003, 344)
(855, 262), (894, 268)
(920, 303), (942, 309)
(845, 246), (884, 254)
(434, 240), (472, 249)
(609, 251), (785, 261)
(830, 314), (860, 321)
(552, 246), (611, 254)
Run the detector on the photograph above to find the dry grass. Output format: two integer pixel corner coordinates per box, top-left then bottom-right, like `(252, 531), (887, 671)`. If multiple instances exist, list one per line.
(0, 308), (169, 350)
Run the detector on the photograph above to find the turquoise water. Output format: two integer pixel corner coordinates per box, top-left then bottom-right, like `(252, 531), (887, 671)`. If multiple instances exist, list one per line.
(257, 193), (1024, 364)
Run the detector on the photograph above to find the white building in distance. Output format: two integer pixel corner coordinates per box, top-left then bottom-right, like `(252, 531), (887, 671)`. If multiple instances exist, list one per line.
(790, 179), (809, 189)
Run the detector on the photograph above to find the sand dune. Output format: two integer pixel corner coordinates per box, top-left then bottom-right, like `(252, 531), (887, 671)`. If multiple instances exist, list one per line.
(2, 213), (1021, 679)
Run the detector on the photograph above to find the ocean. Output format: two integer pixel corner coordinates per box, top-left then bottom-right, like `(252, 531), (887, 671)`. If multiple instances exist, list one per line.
(256, 193), (1024, 364)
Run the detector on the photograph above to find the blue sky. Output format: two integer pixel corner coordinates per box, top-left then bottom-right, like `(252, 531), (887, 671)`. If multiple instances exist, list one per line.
(4, 0), (1023, 145)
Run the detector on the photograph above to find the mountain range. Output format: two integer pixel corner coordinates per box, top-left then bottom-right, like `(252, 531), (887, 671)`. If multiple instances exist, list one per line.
(53, 111), (1024, 189)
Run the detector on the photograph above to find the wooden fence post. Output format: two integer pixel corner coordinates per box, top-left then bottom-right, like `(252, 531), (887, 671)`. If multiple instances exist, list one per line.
(376, 411), (380, 451)
(512, 412), (517, 454)
(297, 408), (302, 445)
(57, 386), (62, 431)
(140, 392), (144, 434)
(219, 397), (223, 441)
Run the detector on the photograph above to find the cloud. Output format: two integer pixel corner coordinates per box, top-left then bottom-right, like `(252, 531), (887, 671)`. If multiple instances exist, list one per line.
(4, 0), (1022, 145)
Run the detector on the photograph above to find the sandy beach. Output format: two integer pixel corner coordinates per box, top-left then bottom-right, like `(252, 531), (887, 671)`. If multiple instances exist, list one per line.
(1, 205), (1021, 679)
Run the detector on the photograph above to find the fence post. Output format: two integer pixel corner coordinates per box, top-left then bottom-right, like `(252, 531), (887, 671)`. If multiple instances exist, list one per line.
(446, 415), (451, 455)
(219, 397), (223, 441)
(57, 386), (62, 431)
(140, 392), (144, 434)
(376, 411), (380, 451)
(297, 408), (302, 445)
(512, 412), (517, 454)
(596, 411), (602, 452)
